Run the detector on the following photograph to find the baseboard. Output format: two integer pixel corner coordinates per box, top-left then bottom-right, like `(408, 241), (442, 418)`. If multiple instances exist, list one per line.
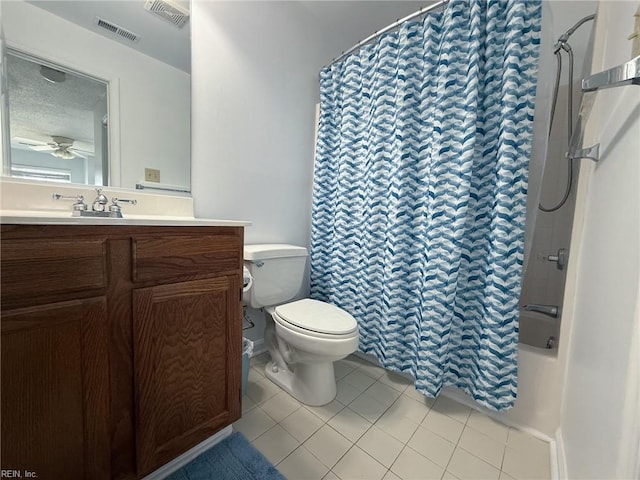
(554, 427), (567, 480)
(142, 425), (233, 480)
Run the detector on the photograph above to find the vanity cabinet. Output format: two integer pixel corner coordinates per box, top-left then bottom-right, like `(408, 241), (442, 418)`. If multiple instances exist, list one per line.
(0, 224), (243, 480)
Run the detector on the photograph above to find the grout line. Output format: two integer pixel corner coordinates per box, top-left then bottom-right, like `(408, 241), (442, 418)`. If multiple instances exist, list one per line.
(250, 354), (547, 480)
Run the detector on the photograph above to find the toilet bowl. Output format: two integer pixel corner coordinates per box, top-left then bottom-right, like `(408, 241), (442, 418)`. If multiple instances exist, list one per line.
(243, 244), (359, 406)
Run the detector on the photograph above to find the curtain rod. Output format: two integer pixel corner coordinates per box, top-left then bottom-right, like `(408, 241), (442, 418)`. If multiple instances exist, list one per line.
(326, 0), (447, 68)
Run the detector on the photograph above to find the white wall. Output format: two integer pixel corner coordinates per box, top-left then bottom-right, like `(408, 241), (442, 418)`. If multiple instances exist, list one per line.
(191, 1), (426, 245)
(2, 1), (190, 190)
(558, 1), (640, 478)
(190, 0), (427, 343)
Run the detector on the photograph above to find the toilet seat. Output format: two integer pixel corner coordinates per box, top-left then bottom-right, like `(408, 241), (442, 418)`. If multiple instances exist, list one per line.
(274, 299), (357, 337)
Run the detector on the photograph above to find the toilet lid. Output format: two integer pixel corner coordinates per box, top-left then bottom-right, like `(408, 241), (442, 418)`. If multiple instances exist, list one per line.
(275, 299), (357, 335)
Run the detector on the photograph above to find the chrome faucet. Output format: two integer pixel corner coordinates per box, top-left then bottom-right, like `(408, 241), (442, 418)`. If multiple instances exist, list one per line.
(522, 304), (559, 318)
(92, 188), (109, 212)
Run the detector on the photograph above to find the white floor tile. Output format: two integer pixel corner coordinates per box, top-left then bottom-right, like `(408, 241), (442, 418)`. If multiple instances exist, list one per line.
(246, 377), (282, 405)
(390, 446), (445, 480)
(342, 355), (371, 369)
(342, 370), (377, 392)
(357, 362), (387, 380)
(334, 360), (356, 380)
(421, 408), (465, 444)
(374, 409), (421, 443)
(277, 445), (329, 480)
(386, 394), (431, 424)
(323, 472), (340, 480)
(348, 392), (389, 423)
(304, 425), (352, 468)
(432, 395), (473, 424)
(261, 391), (301, 422)
(248, 366), (265, 382)
(506, 429), (550, 459)
(280, 407), (325, 443)
(403, 386), (435, 405)
(332, 446), (387, 480)
(252, 424), (299, 465)
(233, 407), (276, 441)
(305, 399), (345, 423)
(458, 425), (506, 468)
(466, 410), (509, 444)
(447, 448), (500, 480)
(407, 425), (456, 468)
(336, 379), (364, 405)
(238, 354), (540, 480)
(443, 471), (461, 480)
(502, 446), (550, 480)
(241, 395), (257, 414)
(327, 407), (372, 442)
(382, 470), (402, 480)
(378, 370), (413, 392)
(356, 425), (404, 468)
(364, 380), (403, 407)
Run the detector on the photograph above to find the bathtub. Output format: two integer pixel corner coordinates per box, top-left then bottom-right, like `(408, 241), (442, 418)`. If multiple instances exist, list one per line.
(443, 340), (562, 439)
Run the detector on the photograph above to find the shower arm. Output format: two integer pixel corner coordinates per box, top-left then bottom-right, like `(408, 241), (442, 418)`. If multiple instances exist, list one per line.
(539, 14), (596, 213)
(553, 14), (596, 53)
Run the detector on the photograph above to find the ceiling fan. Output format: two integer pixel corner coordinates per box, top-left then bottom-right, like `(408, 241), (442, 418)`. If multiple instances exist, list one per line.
(15, 136), (91, 160)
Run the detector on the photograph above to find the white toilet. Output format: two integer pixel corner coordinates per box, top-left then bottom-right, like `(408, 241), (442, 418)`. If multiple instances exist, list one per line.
(243, 244), (359, 406)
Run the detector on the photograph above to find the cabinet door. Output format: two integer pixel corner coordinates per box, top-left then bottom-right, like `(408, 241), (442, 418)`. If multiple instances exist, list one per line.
(133, 276), (242, 476)
(1, 298), (111, 480)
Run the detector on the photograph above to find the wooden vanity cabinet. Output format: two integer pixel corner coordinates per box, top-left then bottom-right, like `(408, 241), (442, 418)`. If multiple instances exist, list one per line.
(0, 224), (244, 480)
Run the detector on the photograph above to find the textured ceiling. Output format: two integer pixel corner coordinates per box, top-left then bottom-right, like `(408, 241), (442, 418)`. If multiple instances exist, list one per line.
(7, 52), (106, 153)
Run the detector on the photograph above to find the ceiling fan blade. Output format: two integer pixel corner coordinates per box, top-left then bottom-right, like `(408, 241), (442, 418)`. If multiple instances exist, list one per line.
(30, 145), (56, 151)
(70, 149), (87, 159)
(12, 136), (49, 147)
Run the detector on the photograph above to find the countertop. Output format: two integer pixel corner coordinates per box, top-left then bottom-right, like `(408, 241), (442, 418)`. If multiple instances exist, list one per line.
(0, 210), (251, 227)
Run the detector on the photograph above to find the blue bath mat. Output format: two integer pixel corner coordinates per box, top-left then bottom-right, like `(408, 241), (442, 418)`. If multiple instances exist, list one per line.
(166, 432), (285, 480)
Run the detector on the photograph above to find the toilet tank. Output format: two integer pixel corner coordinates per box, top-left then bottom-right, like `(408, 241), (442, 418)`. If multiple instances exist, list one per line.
(243, 244), (308, 308)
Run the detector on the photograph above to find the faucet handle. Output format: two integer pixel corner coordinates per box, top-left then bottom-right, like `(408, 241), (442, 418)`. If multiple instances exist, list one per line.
(53, 193), (88, 211)
(546, 248), (567, 270)
(109, 197), (137, 216)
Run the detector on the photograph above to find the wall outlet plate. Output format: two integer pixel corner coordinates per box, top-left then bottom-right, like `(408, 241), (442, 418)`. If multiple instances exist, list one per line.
(145, 168), (160, 183)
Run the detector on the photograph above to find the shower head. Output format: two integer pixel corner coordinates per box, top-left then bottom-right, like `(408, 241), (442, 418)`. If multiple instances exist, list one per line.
(554, 14), (596, 51)
(553, 14), (595, 54)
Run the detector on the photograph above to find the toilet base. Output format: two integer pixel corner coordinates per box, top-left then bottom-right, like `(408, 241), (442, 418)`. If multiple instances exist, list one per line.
(264, 360), (337, 406)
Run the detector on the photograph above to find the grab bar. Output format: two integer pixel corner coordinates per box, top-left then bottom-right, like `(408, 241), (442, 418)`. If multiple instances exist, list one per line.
(522, 304), (559, 319)
(567, 55), (640, 163)
(582, 54), (640, 92)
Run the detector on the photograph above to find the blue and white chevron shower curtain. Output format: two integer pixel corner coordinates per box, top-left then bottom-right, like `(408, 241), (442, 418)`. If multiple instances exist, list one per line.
(310, 0), (541, 411)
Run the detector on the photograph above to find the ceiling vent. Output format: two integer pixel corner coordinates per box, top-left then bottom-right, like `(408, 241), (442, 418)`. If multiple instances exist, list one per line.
(94, 17), (141, 43)
(144, 0), (190, 28)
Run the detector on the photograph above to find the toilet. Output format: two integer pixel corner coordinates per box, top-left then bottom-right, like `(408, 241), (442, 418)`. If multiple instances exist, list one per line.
(243, 244), (359, 406)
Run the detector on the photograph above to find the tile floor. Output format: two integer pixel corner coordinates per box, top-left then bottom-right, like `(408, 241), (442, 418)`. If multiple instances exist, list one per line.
(234, 353), (551, 480)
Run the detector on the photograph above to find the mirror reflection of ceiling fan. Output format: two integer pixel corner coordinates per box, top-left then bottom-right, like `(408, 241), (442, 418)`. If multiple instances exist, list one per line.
(14, 136), (92, 160)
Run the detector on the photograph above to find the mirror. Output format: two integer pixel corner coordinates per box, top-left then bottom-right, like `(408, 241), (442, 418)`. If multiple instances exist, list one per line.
(1, 0), (191, 194)
(6, 50), (109, 185)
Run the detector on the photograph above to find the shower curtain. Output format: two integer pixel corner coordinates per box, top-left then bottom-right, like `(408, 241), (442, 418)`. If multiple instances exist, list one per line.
(310, 0), (542, 410)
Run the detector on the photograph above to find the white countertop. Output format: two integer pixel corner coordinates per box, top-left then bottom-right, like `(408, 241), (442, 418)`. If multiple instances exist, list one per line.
(0, 210), (251, 227)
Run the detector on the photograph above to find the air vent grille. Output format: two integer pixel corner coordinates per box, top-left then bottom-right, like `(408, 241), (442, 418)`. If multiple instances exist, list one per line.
(144, 0), (189, 28)
(94, 17), (140, 43)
